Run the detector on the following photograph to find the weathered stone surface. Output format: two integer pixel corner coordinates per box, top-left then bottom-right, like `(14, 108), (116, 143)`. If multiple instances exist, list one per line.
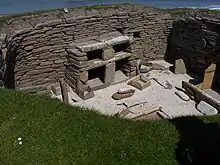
(79, 71), (88, 83)
(78, 86), (95, 100)
(148, 60), (172, 71)
(175, 91), (190, 101)
(102, 48), (114, 60)
(24, 45), (34, 51)
(196, 101), (218, 115)
(74, 40), (107, 52)
(140, 65), (151, 73)
(127, 76), (151, 91)
(59, 79), (69, 104)
(202, 63), (216, 90)
(175, 59), (187, 74)
(104, 62), (115, 84)
(112, 89), (135, 100)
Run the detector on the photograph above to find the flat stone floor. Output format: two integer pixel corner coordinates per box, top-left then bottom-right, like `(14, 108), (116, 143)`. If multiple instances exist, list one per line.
(57, 69), (204, 119)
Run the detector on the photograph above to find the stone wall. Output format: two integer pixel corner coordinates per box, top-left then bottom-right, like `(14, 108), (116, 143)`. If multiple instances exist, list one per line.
(167, 17), (220, 76)
(0, 4), (172, 94)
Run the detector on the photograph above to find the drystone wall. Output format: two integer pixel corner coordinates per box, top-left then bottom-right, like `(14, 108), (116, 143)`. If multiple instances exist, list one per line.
(0, 5), (172, 94)
(167, 17), (220, 76)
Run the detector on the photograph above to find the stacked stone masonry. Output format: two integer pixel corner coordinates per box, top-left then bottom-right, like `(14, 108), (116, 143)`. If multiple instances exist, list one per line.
(168, 16), (220, 87)
(1, 5), (172, 98)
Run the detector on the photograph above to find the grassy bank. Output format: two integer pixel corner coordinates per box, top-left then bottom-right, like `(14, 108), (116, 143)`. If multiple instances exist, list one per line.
(0, 89), (220, 164)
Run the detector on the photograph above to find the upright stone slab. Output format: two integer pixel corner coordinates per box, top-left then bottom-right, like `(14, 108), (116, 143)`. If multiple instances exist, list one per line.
(175, 59), (187, 74)
(79, 71), (88, 83)
(59, 79), (69, 104)
(202, 63), (216, 90)
(102, 48), (114, 60)
(104, 62), (115, 84)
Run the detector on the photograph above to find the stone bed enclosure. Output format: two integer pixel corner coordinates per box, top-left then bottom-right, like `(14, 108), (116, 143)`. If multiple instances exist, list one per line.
(0, 4), (220, 100)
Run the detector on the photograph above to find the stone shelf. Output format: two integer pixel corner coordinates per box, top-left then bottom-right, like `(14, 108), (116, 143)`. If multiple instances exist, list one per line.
(83, 52), (132, 71)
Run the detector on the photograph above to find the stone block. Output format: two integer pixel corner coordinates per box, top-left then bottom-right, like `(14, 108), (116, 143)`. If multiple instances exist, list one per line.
(112, 89), (135, 100)
(102, 48), (114, 60)
(175, 59), (187, 74)
(59, 79), (69, 104)
(202, 63), (216, 90)
(79, 71), (88, 83)
(196, 101), (218, 115)
(78, 86), (94, 100)
(104, 62), (115, 84)
(128, 76), (151, 91)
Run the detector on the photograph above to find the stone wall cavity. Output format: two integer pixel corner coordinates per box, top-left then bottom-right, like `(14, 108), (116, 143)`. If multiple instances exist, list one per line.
(167, 17), (220, 76)
(2, 5), (172, 94)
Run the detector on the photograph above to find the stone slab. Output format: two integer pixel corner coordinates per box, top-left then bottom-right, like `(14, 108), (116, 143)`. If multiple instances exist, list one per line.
(102, 48), (115, 60)
(74, 40), (107, 52)
(78, 88), (94, 100)
(182, 81), (220, 113)
(97, 31), (122, 41)
(112, 89), (135, 100)
(114, 70), (129, 84)
(105, 36), (131, 46)
(202, 63), (216, 90)
(175, 59), (187, 74)
(59, 79), (69, 104)
(148, 60), (173, 71)
(196, 101), (218, 115)
(79, 71), (88, 83)
(128, 76), (151, 91)
(87, 78), (107, 91)
(104, 62), (115, 84)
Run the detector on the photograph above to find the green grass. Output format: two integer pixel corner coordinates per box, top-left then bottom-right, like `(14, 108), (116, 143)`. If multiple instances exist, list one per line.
(0, 88), (220, 164)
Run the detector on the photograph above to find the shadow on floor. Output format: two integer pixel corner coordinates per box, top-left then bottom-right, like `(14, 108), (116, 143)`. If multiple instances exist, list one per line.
(170, 116), (220, 165)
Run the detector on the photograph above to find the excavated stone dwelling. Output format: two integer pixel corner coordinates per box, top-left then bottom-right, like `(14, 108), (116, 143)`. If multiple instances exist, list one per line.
(0, 5), (172, 100)
(1, 4), (220, 101)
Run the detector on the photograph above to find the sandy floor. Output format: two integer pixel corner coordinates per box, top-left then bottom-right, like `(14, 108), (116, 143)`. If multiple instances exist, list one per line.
(60, 69), (203, 119)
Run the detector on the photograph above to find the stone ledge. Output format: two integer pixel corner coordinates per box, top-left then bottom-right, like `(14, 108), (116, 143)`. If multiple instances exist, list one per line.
(84, 52), (132, 71)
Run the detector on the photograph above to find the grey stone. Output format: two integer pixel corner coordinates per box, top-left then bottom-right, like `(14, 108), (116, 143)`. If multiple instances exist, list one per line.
(196, 101), (218, 115)
(105, 36), (131, 46)
(175, 59), (187, 74)
(102, 48), (114, 60)
(24, 45), (34, 51)
(175, 91), (190, 101)
(66, 48), (86, 57)
(74, 40), (107, 52)
(140, 65), (151, 73)
(78, 87), (95, 100)
(112, 89), (135, 100)
(104, 62), (115, 84)
(128, 77), (151, 91)
(79, 71), (88, 83)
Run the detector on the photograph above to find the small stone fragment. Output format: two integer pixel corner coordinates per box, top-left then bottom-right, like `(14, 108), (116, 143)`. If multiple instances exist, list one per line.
(196, 101), (218, 115)
(175, 91), (190, 101)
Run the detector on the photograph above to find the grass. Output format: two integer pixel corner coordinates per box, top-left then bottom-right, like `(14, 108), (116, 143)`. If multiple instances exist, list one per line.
(0, 89), (220, 164)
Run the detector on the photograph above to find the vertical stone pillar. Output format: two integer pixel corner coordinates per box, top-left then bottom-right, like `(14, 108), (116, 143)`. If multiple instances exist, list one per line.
(202, 63), (216, 90)
(102, 48), (114, 60)
(104, 62), (115, 85)
(59, 79), (69, 104)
